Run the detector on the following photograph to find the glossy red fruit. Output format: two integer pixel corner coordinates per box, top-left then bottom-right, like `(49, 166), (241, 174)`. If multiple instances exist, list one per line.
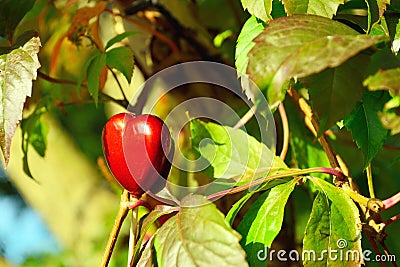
(102, 113), (172, 198)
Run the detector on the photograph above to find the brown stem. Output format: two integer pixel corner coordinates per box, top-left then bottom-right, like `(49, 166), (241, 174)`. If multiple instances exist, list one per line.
(286, 85), (388, 261)
(287, 87), (341, 172)
(278, 102), (289, 160)
(100, 190), (130, 267)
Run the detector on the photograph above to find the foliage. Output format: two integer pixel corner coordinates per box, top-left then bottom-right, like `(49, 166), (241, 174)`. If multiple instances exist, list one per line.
(0, 0), (400, 266)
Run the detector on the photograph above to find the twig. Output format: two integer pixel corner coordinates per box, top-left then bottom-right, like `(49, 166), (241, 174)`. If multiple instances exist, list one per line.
(206, 167), (344, 201)
(383, 213), (400, 226)
(100, 190), (130, 267)
(278, 102), (289, 160)
(109, 67), (129, 105)
(287, 87), (341, 172)
(233, 104), (257, 129)
(382, 192), (400, 210)
(37, 70), (129, 107)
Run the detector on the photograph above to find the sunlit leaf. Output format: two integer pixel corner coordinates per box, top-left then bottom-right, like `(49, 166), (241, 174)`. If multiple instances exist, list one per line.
(364, 68), (400, 96)
(225, 177), (290, 226)
(134, 205), (177, 262)
(190, 119), (287, 182)
(304, 177), (362, 266)
(0, 36), (41, 165)
(281, 0), (345, 18)
(247, 15), (381, 108)
(154, 195), (248, 267)
(240, 0), (273, 21)
(235, 16), (265, 75)
(137, 234), (155, 267)
(237, 179), (297, 266)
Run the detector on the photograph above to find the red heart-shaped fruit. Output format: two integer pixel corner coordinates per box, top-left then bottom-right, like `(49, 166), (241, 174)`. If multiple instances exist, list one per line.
(102, 113), (172, 198)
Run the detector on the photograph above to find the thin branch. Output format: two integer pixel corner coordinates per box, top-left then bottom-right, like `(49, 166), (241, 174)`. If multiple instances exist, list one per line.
(383, 213), (400, 226)
(382, 192), (400, 210)
(37, 70), (129, 107)
(109, 67), (129, 105)
(37, 70), (76, 86)
(278, 102), (289, 160)
(206, 167), (344, 201)
(287, 86), (341, 173)
(233, 104), (257, 129)
(101, 190), (130, 267)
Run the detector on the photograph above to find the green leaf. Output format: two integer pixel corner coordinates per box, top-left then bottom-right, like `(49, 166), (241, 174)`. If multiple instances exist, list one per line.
(136, 234), (155, 267)
(76, 50), (99, 92)
(344, 91), (390, 168)
(21, 108), (48, 157)
(0, 0), (35, 39)
(105, 31), (137, 50)
(281, 0), (345, 18)
(237, 179), (298, 266)
(106, 46), (134, 83)
(190, 119), (287, 182)
(225, 177), (289, 226)
(0, 36), (41, 165)
(240, 0), (273, 22)
(20, 105), (48, 179)
(154, 195), (248, 267)
(87, 52), (106, 105)
(304, 177), (362, 266)
(226, 192), (255, 226)
(364, 67), (400, 96)
(392, 15), (400, 53)
(304, 54), (368, 132)
(134, 205), (177, 262)
(379, 96), (400, 135)
(247, 14), (381, 108)
(235, 16), (265, 76)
